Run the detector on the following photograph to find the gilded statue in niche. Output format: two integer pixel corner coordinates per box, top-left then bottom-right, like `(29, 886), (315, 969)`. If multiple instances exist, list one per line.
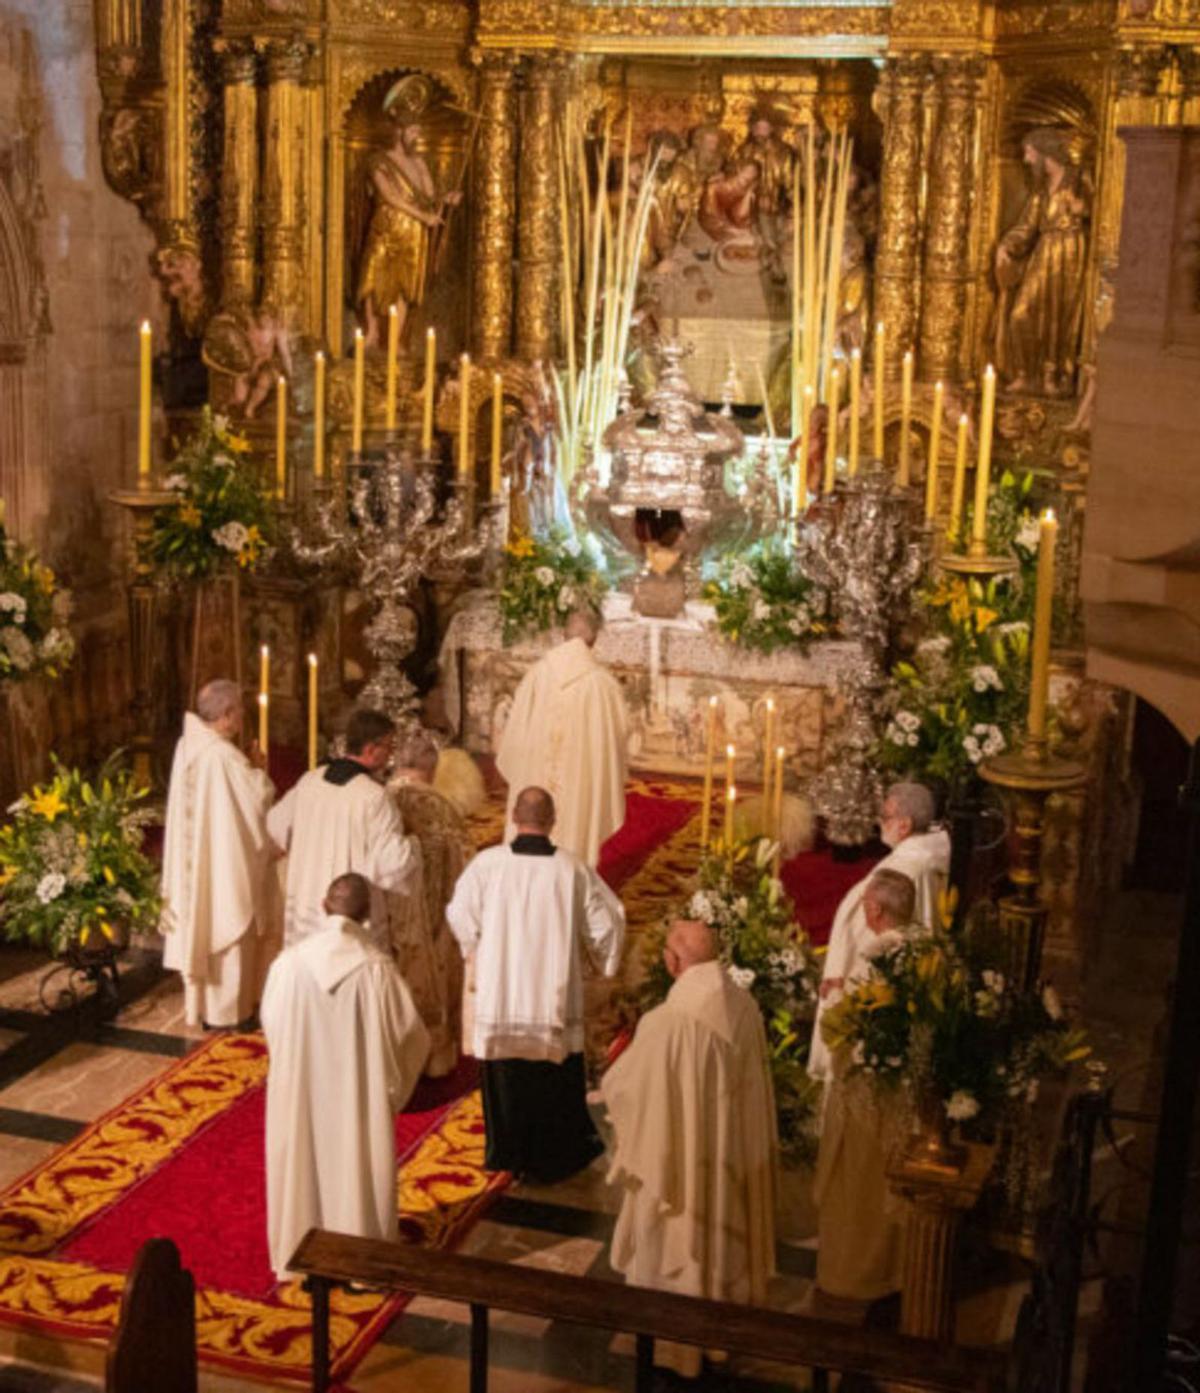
(994, 126), (1091, 398)
(202, 302), (293, 417)
(735, 102), (796, 252)
(355, 74), (462, 348)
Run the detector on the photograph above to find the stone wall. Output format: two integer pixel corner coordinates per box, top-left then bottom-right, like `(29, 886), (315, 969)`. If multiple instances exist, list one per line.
(0, 1), (161, 793)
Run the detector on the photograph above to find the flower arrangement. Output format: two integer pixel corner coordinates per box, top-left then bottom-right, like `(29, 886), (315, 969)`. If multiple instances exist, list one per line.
(0, 528), (75, 684)
(703, 539), (828, 655)
(820, 921), (1089, 1135)
(879, 470), (1041, 787)
(634, 837), (822, 1162)
(0, 756), (161, 957)
(150, 408), (274, 579)
(498, 527), (609, 644)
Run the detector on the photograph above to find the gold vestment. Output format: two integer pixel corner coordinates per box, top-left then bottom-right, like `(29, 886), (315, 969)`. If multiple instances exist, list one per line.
(356, 151), (436, 312)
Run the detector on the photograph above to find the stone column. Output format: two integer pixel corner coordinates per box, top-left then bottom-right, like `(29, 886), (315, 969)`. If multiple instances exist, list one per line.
(874, 56), (930, 372)
(515, 54), (561, 363)
(260, 38), (308, 326)
(472, 50), (519, 362)
(918, 58), (980, 383)
(216, 40), (259, 309)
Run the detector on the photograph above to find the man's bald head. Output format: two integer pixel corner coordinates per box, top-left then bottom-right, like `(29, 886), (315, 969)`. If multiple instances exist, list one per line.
(663, 918), (718, 979)
(196, 679), (242, 734)
(323, 872), (370, 923)
(565, 609), (603, 646)
(513, 786), (555, 833)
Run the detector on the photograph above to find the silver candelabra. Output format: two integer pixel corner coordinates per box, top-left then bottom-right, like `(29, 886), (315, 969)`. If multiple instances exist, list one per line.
(801, 462), (926, 845)
(293, 448), (503, 730)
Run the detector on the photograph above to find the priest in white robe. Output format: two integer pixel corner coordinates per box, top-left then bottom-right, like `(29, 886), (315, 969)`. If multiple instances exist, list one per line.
(495, 610), (628, 866)
(447, 786), (624, 1182)
(262, 872), (429, 1279)
(267, 707), (421, 950)
(160, 679), (278, 1029)
(601, 919), (777, 1379)
(809, 781), (950, 1083)
(814, 868), (916, 1306)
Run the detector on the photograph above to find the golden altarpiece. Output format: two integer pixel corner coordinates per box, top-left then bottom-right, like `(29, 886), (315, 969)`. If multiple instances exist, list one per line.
(90, 0), (1200, 983)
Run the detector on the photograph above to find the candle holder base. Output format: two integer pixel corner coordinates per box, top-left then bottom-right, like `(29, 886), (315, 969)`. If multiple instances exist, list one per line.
(939, 548), (1019, 578)
(979, 739), (1087, 795)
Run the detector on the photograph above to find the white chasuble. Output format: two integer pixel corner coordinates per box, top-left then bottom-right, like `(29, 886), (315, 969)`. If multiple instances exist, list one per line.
(262, 914), (429, 1278)
(266, 761), (421, 950)
(495, 637), (629, 867)
(808, 828), (950, 1082)
(446, 841), (625, 1062)
(160, 713), (278, 1027)
(603, 960), (777, 1309)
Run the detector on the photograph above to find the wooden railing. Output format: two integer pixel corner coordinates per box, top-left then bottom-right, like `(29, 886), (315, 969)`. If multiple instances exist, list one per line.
(290, 1229), (1012, 1393)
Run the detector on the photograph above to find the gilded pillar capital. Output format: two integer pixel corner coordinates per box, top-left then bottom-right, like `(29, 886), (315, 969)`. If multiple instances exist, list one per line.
(214, 37), (257, 86)
(1116, 44), (1168, 97)
(261, 37), (310, 86)
(1178, 45), (1200, 100)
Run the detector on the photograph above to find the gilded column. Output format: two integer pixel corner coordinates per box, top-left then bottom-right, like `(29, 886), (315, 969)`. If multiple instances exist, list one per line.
(515, 54), (561, 363)
(1179, 48), (1200, 127)
(260, 38), (308, 326)
(472, 50), (518, 362)
(161, 0), (194, 246)
(918, 58), (980, 383)
(216, 40), (258, 309)
(874, 56), (930, 371)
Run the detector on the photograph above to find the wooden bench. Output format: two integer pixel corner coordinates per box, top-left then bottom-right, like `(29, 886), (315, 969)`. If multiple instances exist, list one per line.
(289, 1228), (1011, 1393)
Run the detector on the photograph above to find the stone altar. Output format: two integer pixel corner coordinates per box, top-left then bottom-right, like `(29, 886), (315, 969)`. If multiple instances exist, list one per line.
(439, 591), (864, 785)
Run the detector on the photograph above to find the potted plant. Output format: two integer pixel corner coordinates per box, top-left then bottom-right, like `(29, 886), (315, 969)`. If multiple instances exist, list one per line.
(0, 756), (161, 1010)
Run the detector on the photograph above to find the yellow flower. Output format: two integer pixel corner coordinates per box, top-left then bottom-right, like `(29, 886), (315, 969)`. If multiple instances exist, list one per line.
(0, 866), (15, 889)
(916, 949), (945, 984)
(102, 865), (116, 885)
(222, 429), (252, 454)
(178, 503), (202, 529)
(35, 565), (55, 594)
(936, 886), (959, 930)
(30, 787), (67, 822)
(856, 980), (895, 1012)
(974, 606), (999, 634)
(505, 534), (535, 560)
(77, 832), (88, 849)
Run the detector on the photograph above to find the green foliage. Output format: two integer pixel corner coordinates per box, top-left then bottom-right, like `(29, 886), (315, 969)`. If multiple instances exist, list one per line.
(150, 408), (275, 580)
(879, 470), (1040, 787)
(0, 532), (75, 683)
(498, 528), (610, 645)
(0, 755), (161, 956)
(820, 921), (1090, 1134)
(703, 537), (828, 655)
(634, 836), (822, 1163)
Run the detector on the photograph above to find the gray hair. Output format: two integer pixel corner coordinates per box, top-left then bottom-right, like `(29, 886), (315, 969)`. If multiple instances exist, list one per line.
(886, 782), (936, 832)
(565, 609), (603, 645)
(395, 730), (439, 773)
(865, 868), (916, 927)
(196, 679), (241, 724)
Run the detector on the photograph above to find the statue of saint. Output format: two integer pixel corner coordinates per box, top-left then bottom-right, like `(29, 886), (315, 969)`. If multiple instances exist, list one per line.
(644, 130), (699, 272)
(736, 105), (795, 258)
(994, 126), (1090, 397)
(698, 159), (760, 245)
(356, 79), (461, 348)
(677, 123), (726, 186)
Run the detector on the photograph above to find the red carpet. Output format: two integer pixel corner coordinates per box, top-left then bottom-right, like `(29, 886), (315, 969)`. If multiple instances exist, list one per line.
(782, 841), (883, 946)
(598, 784), (699, 892)
(0, 1036), (504, 1385)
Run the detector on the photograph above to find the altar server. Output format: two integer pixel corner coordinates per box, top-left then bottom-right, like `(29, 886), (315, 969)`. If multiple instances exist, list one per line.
(496, 609), (628, 867)
(161, 679), (278, 1029)
(446, 786), (624, 1182)
(262, 873), (429, 1279)
(814, 869), (916, 1305)
(267, 707), (421, 949)
(601, 918), (776, 1379)
(809, 782), (950, 1083)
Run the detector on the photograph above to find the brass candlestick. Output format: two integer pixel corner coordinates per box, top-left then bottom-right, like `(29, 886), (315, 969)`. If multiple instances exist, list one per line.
(979, 734), (1086, 990)
(938, 533), (1018, 579)
(109, 483), (174, 790)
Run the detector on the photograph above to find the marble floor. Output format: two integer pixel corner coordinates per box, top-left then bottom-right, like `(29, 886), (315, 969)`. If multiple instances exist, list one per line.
(0, 877), (1182, 1392)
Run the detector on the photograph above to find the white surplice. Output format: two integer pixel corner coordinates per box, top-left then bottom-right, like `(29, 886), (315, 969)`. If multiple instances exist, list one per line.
(266, 764), (421, 950)
(261, 913), (430, 1278)
(495, 637), (629, 866)
(160, 713), (278, 1027)
(808, 827), (951, 1082)
(603, 959), (777, 1318)
(446, 842), (625, 1062)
